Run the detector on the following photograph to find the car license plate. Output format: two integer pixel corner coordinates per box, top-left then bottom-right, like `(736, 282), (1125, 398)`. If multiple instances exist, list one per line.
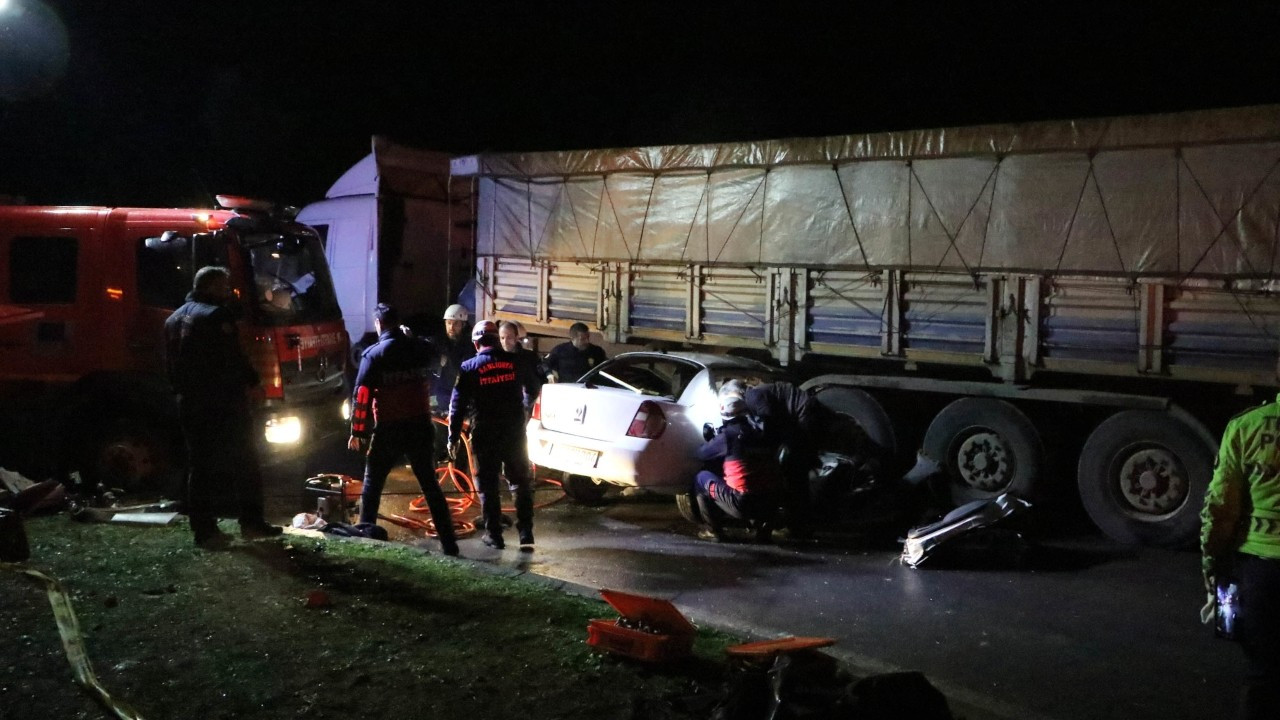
(552, 444), (600, 469)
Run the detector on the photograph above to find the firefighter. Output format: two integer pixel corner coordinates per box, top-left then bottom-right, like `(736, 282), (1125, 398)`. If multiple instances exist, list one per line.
(1202, 397), (1280, 720)
(432, 304), (475, 414)
(163, 266), (281, 549)
(348, 303), (458, 556)
(694, 385), (784, 543)
(718, 380), (818, 537)
(544, 322), (607, 383)
(447, 320), (540, 549)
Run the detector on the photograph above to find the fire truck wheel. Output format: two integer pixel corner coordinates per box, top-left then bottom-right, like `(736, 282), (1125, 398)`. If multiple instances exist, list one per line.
(675, 492), (701, 524)
(1077, 408), (1214, 548)
(923, 398), (1044, 506)
(78, 418), (171, 494)
(561, 473), (608, 505)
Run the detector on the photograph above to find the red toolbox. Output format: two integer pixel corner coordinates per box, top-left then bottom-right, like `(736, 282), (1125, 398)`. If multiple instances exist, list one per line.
(587, 589), (696, 663)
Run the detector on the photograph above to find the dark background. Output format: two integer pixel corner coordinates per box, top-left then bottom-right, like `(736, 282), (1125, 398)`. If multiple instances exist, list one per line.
(3, 1), (1280, 208)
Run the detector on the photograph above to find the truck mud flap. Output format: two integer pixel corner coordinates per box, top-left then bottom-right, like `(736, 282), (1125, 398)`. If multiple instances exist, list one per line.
(901, 492), (1032, 568)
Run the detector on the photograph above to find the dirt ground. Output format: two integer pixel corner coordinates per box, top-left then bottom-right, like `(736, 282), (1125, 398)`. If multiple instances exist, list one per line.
(1, 515), (733, 720)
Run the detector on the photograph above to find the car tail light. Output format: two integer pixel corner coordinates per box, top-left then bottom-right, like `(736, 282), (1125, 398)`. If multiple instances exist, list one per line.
(246, 333), (284, 400)
(626, 400), (667, 439)
(531, 393), (542, 421)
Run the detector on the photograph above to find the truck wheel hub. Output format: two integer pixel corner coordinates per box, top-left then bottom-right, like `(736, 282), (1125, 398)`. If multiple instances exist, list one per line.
(1118, 448), (1185, 516)
(957, 432), (1011, 491)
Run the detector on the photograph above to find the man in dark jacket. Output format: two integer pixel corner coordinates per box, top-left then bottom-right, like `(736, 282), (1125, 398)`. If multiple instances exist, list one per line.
(695, 387), (783, 542)
(544, 322), (607, 383)
(448, 321), (541, 549)
(432, 304), (475, 414)
(499, 320), (544, 416)
(731, 379), (835, 537)
(349, 303), (458, 556)
(164, 266), (281, 549)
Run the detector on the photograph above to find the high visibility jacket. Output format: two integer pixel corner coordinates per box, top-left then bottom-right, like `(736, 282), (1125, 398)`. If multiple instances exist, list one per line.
(1202, 394), (1280, 579)
(349, 329), (437, 439)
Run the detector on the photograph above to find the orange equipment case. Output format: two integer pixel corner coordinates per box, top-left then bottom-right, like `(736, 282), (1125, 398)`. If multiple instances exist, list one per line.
(586, 589), (696, 663)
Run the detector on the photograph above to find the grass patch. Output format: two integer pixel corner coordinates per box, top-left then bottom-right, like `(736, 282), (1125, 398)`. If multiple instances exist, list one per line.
(1, 516), (734, 719)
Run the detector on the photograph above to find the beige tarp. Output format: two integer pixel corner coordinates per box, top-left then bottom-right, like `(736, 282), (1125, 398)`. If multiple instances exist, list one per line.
(454, 105), (1280, 278)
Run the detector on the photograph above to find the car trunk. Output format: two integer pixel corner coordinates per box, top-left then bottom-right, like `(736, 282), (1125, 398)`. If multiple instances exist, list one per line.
(538, 383), (657, 441)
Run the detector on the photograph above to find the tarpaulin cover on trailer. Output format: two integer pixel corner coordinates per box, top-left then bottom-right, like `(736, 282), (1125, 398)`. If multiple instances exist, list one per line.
(455, 105), (1280, 278)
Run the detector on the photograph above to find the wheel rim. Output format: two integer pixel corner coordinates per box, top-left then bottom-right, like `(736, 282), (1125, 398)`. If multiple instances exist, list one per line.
(954, 430), (1013, 492)
(1115, 444), (1188, 519)
(97, 439), (154, 488)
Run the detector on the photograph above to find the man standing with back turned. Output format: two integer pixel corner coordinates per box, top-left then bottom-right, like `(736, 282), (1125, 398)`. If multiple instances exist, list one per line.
(448, 320), (540, 549)
(164, 266), (281, 549)
(349, 303), (459, 556)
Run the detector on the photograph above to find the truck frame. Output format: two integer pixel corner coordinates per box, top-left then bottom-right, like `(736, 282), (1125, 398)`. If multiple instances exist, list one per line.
(449, 104), (1280, 548)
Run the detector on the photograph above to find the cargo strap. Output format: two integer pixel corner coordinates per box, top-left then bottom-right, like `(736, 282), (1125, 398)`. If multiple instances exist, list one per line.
(1, 563), (146, 720)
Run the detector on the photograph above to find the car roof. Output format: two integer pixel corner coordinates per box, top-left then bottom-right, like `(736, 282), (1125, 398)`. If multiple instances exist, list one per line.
(609, 350), (779, 373)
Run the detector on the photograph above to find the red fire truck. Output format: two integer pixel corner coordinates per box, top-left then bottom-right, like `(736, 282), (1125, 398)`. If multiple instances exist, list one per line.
(0, 198), (350, 494)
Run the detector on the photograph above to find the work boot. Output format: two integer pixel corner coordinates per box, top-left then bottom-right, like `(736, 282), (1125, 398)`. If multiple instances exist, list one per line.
(194, 529), (232, 551)
(440, 536), (460, 557)
(695, 495), (727, 542)
(482, 534), (505, 550)
(753, 522), (774, 545)
(240, 521), (284, 540)
(518, 530), (534, 546)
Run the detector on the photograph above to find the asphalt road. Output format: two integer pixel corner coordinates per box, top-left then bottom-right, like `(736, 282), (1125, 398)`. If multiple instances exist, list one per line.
(263, 456), (1242, 720)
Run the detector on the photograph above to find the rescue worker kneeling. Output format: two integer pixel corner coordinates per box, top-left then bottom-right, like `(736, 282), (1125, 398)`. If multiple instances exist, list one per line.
(694, 387), (784, 543)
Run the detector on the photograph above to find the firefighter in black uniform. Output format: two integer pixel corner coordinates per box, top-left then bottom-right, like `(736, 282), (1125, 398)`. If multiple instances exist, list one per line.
(164, 266), (282, 549)
(348, 303), (459, 556)
(448, 320), (540, 549)
(732, 379), (842, 538)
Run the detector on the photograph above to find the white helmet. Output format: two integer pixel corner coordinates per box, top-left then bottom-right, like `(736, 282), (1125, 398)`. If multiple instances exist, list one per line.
(443, 304), (469, 322)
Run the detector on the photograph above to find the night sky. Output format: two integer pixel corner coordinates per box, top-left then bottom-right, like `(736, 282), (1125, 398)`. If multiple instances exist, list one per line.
(2, 1), (1280, 208)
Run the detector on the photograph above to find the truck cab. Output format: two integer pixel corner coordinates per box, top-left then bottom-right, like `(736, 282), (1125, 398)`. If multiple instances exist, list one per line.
(0, 201), (349, 493)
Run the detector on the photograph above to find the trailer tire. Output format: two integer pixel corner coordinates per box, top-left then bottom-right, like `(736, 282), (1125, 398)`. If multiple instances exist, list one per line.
(1077, 409), (1214, 548)
(676, 492), (701, 524)
(811, 387), (898, 463)
(561, 473), (608, 505)
(924, 398), (1044, 505)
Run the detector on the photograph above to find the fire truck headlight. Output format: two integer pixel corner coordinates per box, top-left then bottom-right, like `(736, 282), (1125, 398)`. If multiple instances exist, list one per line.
(265, 416), (303, 444)
(341, 399), (351, 421)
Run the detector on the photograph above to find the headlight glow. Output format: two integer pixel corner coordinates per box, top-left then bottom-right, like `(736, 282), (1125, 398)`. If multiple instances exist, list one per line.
(264, 416), (303, 444)
(341, 399), (351, 421)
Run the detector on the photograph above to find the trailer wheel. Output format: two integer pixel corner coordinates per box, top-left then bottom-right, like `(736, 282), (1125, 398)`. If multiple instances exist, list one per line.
(561, 473), (608, 505)
(1077, 409), (1214, 548)
(923, 398), (1044, 505)
(811, 387), (898, 461)
(675, 492), (701, 524)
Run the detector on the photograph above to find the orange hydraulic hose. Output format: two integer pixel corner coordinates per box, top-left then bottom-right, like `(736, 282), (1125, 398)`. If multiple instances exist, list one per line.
(399, 417), (567, 538)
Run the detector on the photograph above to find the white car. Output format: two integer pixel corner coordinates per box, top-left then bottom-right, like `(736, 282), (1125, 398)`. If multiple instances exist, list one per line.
(527, 351), (784, 505)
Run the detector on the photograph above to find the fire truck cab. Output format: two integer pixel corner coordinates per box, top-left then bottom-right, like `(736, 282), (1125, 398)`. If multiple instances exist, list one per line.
(0, 200), (350, 493)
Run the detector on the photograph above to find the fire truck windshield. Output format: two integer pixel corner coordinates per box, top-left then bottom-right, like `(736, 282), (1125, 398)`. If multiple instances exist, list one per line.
(243, 233), (341, 327)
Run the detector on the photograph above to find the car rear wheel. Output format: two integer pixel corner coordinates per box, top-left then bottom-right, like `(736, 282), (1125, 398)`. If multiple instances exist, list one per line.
(561, 473), (608, 505)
